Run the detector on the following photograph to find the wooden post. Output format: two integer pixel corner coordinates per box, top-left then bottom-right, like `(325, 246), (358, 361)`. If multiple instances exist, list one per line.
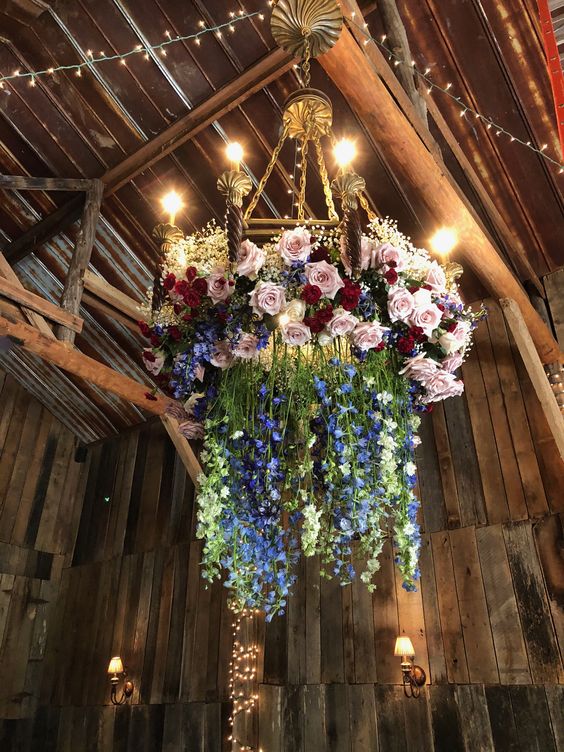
(319, 25), (561, 364)
(500, 298), (564, 461)
(56, 180), (103, 343)
(0, 252), (56, 339)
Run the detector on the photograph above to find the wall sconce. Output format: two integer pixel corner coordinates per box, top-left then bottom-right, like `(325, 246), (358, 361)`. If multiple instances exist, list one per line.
(394, 636), (426, 698)
(107, 656), (134, 705)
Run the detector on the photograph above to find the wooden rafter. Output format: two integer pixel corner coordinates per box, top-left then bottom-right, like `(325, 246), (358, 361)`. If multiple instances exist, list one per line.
(3, 47), (294, 264)
(0, 251), (55, 339)
(0, 276), (82, 332)
(319, 21), (561, 364)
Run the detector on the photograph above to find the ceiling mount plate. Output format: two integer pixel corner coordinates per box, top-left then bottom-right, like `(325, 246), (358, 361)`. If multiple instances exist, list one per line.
(271, 0), (343, 58)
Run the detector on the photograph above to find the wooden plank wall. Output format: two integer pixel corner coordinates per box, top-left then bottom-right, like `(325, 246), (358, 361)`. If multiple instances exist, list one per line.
(0, 373), (86, 720)
(0, 287), (563, 750)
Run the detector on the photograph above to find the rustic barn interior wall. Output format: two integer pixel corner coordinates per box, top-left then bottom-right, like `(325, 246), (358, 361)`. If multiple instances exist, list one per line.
(0, 289), (563, 751)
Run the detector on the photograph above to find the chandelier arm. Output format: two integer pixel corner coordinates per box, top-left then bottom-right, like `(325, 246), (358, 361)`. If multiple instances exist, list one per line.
(344, 204), (363, 278)
(313, 133), (339, 221)
(226, 201), (244, 267)
(297, 137), (310, 221)
(243, 124), (290, 222)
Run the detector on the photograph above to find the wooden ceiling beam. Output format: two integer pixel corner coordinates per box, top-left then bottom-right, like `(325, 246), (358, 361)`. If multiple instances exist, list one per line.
(3, 47), (294, 264)
(319, 24), (561, 364)
(0, 251), (55, 339)
(0, 276), (82, 332)
(0, 176), (94, 191)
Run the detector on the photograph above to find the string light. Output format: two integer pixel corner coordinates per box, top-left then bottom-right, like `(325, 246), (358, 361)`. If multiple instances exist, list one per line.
(348, 17), (564, 172)
(228, 608), (261, 751)
(0, 11), (261, 86)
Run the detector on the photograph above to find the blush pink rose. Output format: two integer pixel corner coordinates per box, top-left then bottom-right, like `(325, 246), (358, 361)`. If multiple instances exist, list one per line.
(237, 239), (266, 279)
(178, 419), (204, 440)
(280, 321), (312, 346)
(374, 242), (406, 271)
(438, 321), (470, 354)
(234, 333), (259, 359)
(249, 281), (286, 317)
(425, 262), (447, 292)
(399, 353), (439, 382)
(387, 287), (415, 323)
(340, 235), (376, 276)
(423, 371), (464, 402)
(351, 321), (388, 351)
(277, 227), (312, 264)
(328, 307), (359, 337)
(441, 352), (464, 373)
(143, 349), (165, 376)
(305, 260), (345, 299)
(210, 340), (234, 369)
(207, 269), (233, 304)
(409, 288), (443, 336)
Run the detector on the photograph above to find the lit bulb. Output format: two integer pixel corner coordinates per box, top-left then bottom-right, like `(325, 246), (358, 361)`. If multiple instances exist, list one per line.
(334, 139), (356, 170)
(226, 142), (244, 170)
(278, 313), (290, 327)
(430, 227), (457, 257)
(161, 190), (183, 226)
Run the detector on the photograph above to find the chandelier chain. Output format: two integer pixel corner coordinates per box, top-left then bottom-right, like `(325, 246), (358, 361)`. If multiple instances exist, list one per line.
(359, 191), (377, 221)
(313, 133), (339, 220)
(243, 123), (290, 222)
(297, 137), (310, 221)
(302, 35), (312, 88)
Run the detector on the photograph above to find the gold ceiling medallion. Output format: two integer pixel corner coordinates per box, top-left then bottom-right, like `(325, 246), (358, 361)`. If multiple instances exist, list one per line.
(283, 88), (333, 140)
(271, 0), (343, 58)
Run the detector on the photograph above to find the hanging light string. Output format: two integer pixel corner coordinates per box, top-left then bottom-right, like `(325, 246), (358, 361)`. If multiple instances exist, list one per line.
(227, 608), (260, 751)
(348, 16), (564, 173)
(0, 10), (264, 86)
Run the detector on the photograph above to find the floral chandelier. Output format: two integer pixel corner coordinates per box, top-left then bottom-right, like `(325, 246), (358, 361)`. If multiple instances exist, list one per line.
(142, 0), (483, 619)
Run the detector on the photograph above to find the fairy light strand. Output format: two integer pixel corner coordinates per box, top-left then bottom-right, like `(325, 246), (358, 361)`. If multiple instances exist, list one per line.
(0, 11), (262, 86)
(227, 608), (260, 751)
(348, 17), (564, 173)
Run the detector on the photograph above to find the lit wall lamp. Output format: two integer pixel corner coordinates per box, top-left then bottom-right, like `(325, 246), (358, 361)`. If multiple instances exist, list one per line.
(107, 656), (134, 705)
(394, 636), (426, 698)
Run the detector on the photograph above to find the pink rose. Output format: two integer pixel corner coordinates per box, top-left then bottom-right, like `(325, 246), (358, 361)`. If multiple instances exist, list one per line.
(399, 353), (439, 382)
(234, 333), (259, 359)
(210, 340), (234, 369)
(178, 419), (204, 440)
(409, 289), (443, 336)
(442, 352), (464, 373)
(438, 321), (470, 354)
(328, 307), (359, 337)
(280, 321), (311, 346)
(305, 260), (345, 299)
(249, 281), (286, 317)
(143, 349), (165, 376)
(387, 287), (415, 323)
(423, 371), (464, 403)
(374, 242), (405, 271)
(425, 262), (447, 293)
(194, 363), (205, 382)
(207, 269), (233, 304)
(237, 239), (266, 279)
(340, 235), (375, 276)
(351, 321), (388, 351)
(277, 227), (312, 264)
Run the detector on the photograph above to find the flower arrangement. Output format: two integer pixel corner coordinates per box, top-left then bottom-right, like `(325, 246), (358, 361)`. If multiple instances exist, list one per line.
(141, 218), (483, 618)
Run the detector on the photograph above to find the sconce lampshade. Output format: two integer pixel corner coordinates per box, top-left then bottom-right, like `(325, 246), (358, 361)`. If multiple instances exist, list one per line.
(107, 656), (124, 675)
(394, 636), (415, 658)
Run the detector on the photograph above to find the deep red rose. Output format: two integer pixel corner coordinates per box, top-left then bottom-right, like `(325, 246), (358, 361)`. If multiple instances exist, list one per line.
(163, 273), (176, 291)
(437, 303), (445, 312)
(301, 284), (322, 305)
(384, 268), (399, 285)
(374, 342), (386, 352)
(387, 260), (397, 269)
(173, 303), (183, 315)
(144, 392), (158, 401)
(408, 286), (420, 294)
(317, 305), (334, 324)
(447, 322), (457, 333)
(409, 326), (426, 342)
(341, 296), (358, 312)
(397, 336), (415, 355)
(175, 280), (190, 296)
(168, 325), (182, 342)
(304, 316), (324, 334)
(193, 277), (208, 295)
(184, 289), (201, 308)
(309, 246), (331, 263)
(228, 279), (235, 287)
(138, 321), (151, 338)
(143, 350), (156, 362)
(423, 284), (433, 291)
(186, 266), (197, 282)
(182, 313), (193, 322)
(150, 334), (161, 347)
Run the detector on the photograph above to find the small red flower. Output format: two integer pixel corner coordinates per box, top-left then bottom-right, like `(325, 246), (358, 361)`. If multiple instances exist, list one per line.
(182, 313), (193, 322)
(408, 286), (420, 294)
(409, 326), (426, 342)
(304, 316), (324, 334)
(374, 342), (386, 352)
(397, 336), (415, 354)
(175, 280), (190, 296)
(144, 392), (158, 401)
(138, 321), (151, 338)
(423, 284), (433, 291)
(150, 334), (161, 347)
(193, 277), (208, 295)
(143, 350), (156, 362)
(317, 305), (334, 325)
(384, 268), (399, 285)
(184, 290), (201, 308)
(437, 303), (445, 312)
(309, 246), (331, 263)
(163, 273), (176, 291)
(186, 266), (197, 282)
(173, 303), (183, 315)
(447, 322), (457, 333)
(168, 325), (182, 342)
(302, 284), (322, 304)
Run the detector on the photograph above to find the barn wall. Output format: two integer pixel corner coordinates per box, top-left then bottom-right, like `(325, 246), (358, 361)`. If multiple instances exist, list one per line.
(0, 294), (563, 750)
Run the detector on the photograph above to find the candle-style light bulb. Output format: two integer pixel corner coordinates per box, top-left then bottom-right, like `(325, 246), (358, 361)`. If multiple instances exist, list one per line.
(430, 227), (458, 258)
(226, 142), (244, 171)
(334, 139), (356, 172)
(161, 190), (183, 226)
